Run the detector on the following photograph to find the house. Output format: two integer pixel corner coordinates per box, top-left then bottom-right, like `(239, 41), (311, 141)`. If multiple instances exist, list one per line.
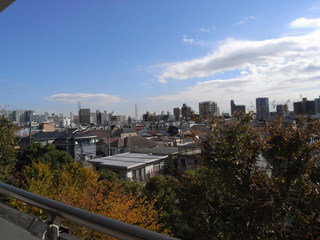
(89, 153), (168, 182)
(131, 146), (179, 175)
(112, 128), (137, 138)
(20, 128), (98, 162)
(176, 142), (202, 173)
(96, 135), (160, 156)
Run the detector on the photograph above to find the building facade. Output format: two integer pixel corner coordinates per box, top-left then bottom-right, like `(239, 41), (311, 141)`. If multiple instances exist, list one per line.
(230, 100), (246, 117)
(293, 98), (315, 115)
(256, 97), (269, 121)
(79, 108), (90, 125)
(199, 101), (219, 117)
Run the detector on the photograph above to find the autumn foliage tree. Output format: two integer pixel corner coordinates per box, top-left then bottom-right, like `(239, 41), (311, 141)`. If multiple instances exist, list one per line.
(10, 161), (167, 239)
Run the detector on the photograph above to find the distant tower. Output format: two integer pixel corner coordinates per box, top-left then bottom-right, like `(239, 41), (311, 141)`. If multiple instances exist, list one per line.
(78, 101), (81, 112)
(135, 104), (138, 121)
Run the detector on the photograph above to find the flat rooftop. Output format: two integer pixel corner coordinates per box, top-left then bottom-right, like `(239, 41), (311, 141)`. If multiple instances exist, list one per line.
(88, 152), (168, 169)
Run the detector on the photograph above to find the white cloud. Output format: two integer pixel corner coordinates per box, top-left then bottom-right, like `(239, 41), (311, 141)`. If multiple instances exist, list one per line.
(199, 26), (216, 32)
(200, 28), (210, 32)
(289, 17), (320, 28)
(309, 7), (320, 10)
(182, 35), (214, 47)
(182, 35), (195, 44)
(44, 93), (128, 107)
(149, 18), (320, 113)
(158, 28), (320, 82)
(233, 16), (255, 27)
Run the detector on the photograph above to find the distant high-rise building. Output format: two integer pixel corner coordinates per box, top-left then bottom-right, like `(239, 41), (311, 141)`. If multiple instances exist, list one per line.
(90, 112), (97, 124)
(79, 108), (90, 125)
(293, 98), (315, 115)
(181, 103), (193, 120)
(173, 107), (182, 121)
(1, 109), (34, 123)
(199, 101), (219, 117)
(256, 97), (269, 121)
(230, 100), (246, 117)
(314, 96), (320, 114)
(276, 104), (288, 116)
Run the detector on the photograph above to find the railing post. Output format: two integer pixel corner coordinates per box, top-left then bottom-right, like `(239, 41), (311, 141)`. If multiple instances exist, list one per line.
(48, 214), (60, 240)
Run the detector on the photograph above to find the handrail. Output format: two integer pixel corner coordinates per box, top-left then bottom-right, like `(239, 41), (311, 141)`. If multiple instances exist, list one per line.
(0, 182), (178, 240)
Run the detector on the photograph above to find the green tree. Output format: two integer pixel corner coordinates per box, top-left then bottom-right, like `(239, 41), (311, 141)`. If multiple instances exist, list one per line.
(262, 117), (320, 238)
(0, 116), (17, 183)
(170, 113), (320, 239)
(143, 174), (188, 238)
(17, 142), (74, 172)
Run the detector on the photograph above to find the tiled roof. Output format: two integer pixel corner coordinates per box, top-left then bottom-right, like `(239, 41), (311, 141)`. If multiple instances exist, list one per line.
(22, 128), (97, 141)
(144, 130), (160, 136)
(127, 135), (158, 149)
(133, 126), (147, 130)
(88, 130), (109, 139)
(100, 137), (120, 145)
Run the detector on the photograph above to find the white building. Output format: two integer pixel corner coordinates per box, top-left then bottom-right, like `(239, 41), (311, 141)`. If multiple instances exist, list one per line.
(88, 153), (167, 182)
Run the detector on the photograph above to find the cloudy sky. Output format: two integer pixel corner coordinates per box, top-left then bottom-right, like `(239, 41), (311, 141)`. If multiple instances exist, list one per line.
(1, 1), (320, 118)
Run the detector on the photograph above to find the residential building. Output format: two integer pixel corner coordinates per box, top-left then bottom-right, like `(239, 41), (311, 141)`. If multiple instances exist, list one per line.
(315, 96), (320, 114)
(173, 107), (182, 121)
(199, 101), (219, 117)
(256, 97), (269, 121)
(29, 112), (49, 122)
(143, 111), (156, 122)
(20, 128), (97, 162)
(230, 100), (246, 117)
(293, 98), (315, 115)
(276, 104), (288, 116)
(1, 110), (35, 123)
(79, 108), (90, 125)
(96, 135), (159, 156)
(88, 153), (168, 182)
(39, 122), (55, 132)
(181, 103), (193, 120)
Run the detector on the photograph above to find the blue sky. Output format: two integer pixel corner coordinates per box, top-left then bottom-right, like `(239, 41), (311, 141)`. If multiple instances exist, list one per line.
(1, 0), (320, 118)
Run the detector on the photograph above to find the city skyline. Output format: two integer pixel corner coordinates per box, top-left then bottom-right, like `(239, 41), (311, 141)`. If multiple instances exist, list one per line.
(1, 1), (320, 116)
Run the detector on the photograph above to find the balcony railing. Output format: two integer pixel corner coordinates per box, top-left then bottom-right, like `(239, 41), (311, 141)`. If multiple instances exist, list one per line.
(0, 182), (178, 240)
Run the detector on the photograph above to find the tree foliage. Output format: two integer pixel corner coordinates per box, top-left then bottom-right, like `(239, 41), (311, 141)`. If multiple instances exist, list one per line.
(17, 142), (74, 172)
(0, 116), (17, 183)
(173, 114), (320, 239)
(9, 161), (167, 239)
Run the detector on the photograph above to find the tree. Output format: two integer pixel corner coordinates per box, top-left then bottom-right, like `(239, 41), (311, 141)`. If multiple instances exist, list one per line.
(9, 161), (55, 219)
(17, 142), (74, 172)
(10, 161), (168, 239)
(143, 174), (189, 238)
(168, 113), (320, 239)
(0, 116), (17, 183)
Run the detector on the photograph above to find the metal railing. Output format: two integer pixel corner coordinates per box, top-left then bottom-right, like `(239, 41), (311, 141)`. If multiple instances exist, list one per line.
(0, 182), (178, 240)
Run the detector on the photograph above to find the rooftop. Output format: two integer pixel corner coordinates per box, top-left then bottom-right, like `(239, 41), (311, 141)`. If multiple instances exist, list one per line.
(88, 152), (168, 169)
